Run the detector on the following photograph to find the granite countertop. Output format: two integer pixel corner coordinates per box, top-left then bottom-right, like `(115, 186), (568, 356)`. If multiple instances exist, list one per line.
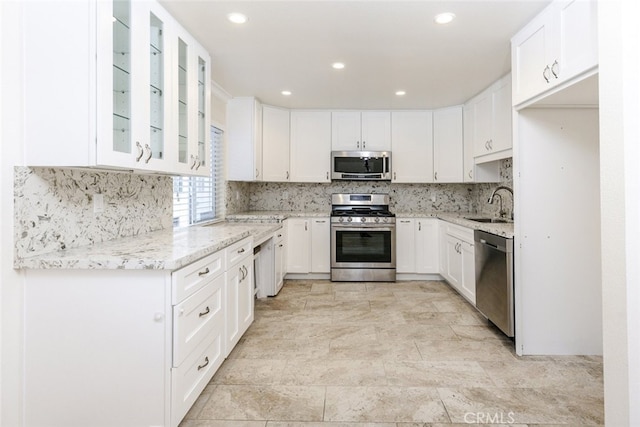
(396, 212), (515, 239)
(228, 210), (514, 239)
(16, 222), (282, 270)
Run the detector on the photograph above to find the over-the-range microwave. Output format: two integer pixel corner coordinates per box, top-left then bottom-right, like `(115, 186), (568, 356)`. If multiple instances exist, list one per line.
(331, 151), (392, 181)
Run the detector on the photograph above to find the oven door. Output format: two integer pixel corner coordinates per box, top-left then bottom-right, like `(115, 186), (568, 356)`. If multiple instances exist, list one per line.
(331, 224), (396, 268)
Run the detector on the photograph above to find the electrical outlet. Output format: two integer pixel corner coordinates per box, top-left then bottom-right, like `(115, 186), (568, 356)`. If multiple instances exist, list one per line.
(235, 190), (240, 200)
(282, 191), (289, 200)
(93, 194), (104, 214)
(430, 194), (436, 202)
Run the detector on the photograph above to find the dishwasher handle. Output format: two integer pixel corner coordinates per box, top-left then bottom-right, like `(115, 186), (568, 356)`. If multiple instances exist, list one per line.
(475, 230), (513, 253)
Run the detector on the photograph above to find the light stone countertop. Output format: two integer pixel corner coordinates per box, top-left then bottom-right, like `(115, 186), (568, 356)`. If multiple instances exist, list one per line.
(229, 210), (514, 239)
(16, 222), (282, 270)
(396, 212), (515, 239)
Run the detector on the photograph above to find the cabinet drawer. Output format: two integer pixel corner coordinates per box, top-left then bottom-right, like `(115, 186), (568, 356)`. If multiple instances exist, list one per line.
(225, 237), (253, 269)
(173, 275), (224, 367)
(172, 250), (224, 304)
(171, 330), (224, 427)
(443, 222), (474, 244)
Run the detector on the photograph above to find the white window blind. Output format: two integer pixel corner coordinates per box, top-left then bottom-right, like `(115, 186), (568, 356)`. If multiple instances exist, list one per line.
(173, 126), (224, 227)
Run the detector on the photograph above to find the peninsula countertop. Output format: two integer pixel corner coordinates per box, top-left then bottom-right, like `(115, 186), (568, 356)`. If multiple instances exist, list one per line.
(15, 222), (282, 270)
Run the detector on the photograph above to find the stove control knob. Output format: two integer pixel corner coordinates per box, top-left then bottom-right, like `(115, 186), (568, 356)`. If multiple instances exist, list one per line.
(375, 217), (380, 223)
(361, 217), (366, 223)
(339, 217), (344, 223)
(382, 217), (388, 223)
(347, 217), (352, 222)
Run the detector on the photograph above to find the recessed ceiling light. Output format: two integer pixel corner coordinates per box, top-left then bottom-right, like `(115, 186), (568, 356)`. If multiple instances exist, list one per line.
(281, 90), (292, 96)
(227, 13), (248, 24)
(395, 91), (406, 96)
(332, 62), (345, 70)
(434, 12), (456, 25)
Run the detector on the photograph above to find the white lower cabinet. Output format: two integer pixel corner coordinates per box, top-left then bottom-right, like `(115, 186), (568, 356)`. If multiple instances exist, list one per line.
(274, 226), (286, 293)
(224, 237), (254, 356)
(286, 217), (330, 274)
(439, 221), (476, 304)
(23, 238), (256, 427)
(396, 218), (439, 274)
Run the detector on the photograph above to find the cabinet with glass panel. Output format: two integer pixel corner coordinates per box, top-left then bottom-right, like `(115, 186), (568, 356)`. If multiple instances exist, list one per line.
(22, 0), (210, 176)
(172, 30), (211, 176)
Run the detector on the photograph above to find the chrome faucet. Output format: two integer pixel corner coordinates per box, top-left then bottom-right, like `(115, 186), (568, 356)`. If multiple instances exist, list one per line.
(488, 186), (513, 219)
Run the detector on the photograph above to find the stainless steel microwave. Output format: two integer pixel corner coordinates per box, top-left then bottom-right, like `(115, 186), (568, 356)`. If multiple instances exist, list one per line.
(331, 151), (392, 181)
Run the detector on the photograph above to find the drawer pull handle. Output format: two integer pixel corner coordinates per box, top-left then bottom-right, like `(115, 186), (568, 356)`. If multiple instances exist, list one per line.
(198, 267), (210, 276)
(279, 244), (283, 248)
(199, 306), (210, 317)
(197, 356), (209, 371)
(237, 248), (245, 254)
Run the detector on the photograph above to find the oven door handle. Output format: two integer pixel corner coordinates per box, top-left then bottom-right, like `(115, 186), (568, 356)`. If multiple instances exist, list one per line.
(331, 226), (395, 232)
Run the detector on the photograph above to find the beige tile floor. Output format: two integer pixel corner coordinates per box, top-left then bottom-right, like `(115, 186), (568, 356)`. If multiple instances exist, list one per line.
(180, 280), (603, 427)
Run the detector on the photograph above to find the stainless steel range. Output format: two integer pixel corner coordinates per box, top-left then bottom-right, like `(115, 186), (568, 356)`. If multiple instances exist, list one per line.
(330, 193), (396, 282)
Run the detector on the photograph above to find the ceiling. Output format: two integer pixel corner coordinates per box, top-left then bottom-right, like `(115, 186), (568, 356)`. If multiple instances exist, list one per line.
(160, 0), (551, 110)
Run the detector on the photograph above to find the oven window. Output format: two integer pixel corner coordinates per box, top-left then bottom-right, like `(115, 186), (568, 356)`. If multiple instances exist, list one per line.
(334, 157), (386, 174)
(335, 230), (392, 263)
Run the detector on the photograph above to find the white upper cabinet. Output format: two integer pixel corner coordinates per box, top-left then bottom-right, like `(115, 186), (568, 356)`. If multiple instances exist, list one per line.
(227, 97), (263, 181)
(463, 105), (500, 183)
(511, 0), (598, 106)
(262, 105), (291, 182)
(467, 74), (513, 163)
(433, 106), (464, 183)
(290, 111), (332, 183)
(172, 30), (211, 176)
(22, 0), (210, 175)
(391, 111), (434, 183)
(331, 111), (391, 151)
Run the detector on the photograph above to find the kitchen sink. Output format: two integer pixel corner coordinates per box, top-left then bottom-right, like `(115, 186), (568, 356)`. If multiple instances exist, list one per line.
(465, 217), (512, 224)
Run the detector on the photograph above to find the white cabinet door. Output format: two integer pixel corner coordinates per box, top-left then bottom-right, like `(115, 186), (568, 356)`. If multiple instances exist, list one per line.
(286, 219), (310, 273)
(227, 97), (262, 181)
(554, 0), (598, 85)
(391, 111), (434, 183)
(396, 219), (416, 273)
(274, 231), (285, 291)
(331, 111), (391, 151)
(331, 111), (362, 150)
(460, 241), (476, 305)
(361, 111), (392, 151)
(415, 219), (439, 274)
(463, 105), (475, 183)
(290, 111), (331, 182)
(433, 106), (463, 183)
(224, 264), (241, 355)
(444, 234), (463, 290)
(171, 30), (211, 176)
(262, 105), (290, 182)
(310, 218), (330, 273)
(491, 77), (513, 153)
(472, 92), (493, 158)
(511, 10), (552, 106)
(237, 256), (254, 338)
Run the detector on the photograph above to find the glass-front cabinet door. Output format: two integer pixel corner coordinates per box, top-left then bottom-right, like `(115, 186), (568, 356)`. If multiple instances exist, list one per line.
(172, 29), (210, 176)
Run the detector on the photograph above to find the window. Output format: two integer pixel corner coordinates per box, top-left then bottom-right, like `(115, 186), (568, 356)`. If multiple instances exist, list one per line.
(173, 126), (224, 227)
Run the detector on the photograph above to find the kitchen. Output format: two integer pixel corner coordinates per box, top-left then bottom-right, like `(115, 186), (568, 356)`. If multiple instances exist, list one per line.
(0, 0), (638, 426)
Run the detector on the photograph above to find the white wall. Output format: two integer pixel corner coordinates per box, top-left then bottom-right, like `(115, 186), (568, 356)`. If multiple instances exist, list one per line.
(1, 2), (25, 425)
(515, 108), (601, 355)
(599, 0), (640, 424)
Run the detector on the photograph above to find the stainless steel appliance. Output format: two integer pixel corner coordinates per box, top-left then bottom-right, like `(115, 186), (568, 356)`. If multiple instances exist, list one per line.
(331, 151), (391, 181)
(474, 230), (515, 337)
(330, 193), (396, 282)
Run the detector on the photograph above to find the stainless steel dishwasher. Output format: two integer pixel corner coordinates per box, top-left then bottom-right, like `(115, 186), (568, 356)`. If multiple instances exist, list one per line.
(474, 230), (514, 337)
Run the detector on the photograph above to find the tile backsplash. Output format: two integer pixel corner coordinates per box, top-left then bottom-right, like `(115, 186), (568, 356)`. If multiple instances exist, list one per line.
(14, 167), (172, 261)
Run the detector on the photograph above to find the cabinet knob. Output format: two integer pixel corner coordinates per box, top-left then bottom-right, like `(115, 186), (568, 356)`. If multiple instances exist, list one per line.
(286, 171), (289, 180)
(326, 171), (329, 180)
(153, 312), (165, 322)
(468, 170), (473, 179)
(362, 141), (366, 149)
(393, 172), (397, 181)
(195, 156), (201, 170)
(434, 171), (438, 181)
